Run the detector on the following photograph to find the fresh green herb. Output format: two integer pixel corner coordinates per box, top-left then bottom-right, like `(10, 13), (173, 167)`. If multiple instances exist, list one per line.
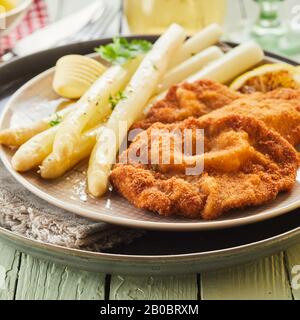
(109, 91), (127, 110)
(49, 113), (62, 127)
(95, 37), (152, 65)
(152, 63), (158, 70)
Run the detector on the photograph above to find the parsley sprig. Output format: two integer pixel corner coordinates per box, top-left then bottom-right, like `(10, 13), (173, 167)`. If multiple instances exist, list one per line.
(109, 91), (127, 110)
(49, 113), (62, 127)
(95, 37), (152, 65)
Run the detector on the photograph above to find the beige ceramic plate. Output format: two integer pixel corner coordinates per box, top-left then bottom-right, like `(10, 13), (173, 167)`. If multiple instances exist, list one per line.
(1, 53), (300, 231)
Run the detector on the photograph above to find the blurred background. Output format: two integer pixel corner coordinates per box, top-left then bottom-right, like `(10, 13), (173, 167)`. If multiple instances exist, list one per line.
(0, 0), (300, 60)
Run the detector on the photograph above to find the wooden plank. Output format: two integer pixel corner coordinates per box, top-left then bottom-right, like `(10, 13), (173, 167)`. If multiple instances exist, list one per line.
(110, 275), (198, 300)
(0, 241), (21, 300)
(285, 243), (300, 300)
(15, 254), (106, 300)
(201, 252), (292, 300)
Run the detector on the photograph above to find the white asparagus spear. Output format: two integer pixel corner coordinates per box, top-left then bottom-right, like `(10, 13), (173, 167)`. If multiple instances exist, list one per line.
(88, 24), (186, 197)
(11, 59), (139, 174)
(40, 126), (102, 179)
(170, 23), (223, 67)
(48, 57), (141, 164)
(0, 60), (139, 148)
(158, 46), (223, 93)
(188, 41), (264, 83)
(12, 123), (101, 173)
(12, 126), (59, 172)
(0, 102), (74, 147)
(146, 41), (264, 112)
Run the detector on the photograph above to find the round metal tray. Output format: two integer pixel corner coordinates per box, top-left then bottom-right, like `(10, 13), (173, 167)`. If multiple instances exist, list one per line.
(0, 37), (300, 275)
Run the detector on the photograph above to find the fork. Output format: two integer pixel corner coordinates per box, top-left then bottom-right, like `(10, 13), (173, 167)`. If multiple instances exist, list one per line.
(58, 2), (120, 45)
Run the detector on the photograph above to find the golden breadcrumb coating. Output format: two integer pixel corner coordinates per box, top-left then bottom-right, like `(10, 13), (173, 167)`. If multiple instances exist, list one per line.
(201, 94), (300, 146)
(133, 79), (242, 130)
(110, 115), (298, 220)
(136, 80), (300, 147)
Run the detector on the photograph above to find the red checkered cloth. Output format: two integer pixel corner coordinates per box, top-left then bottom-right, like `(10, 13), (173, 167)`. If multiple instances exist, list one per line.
(0, 0), (48, 55)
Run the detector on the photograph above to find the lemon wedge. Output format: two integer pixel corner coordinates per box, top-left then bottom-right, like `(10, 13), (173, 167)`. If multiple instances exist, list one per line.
(53, 55), (107, 99)
(230, 63), (300, 93)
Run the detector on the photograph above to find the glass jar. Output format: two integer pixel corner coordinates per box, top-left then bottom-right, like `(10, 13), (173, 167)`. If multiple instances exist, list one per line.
(124, 0), (227, 34)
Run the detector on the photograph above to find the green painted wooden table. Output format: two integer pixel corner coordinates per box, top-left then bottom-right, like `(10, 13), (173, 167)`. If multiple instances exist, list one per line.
(0, 241), (300, 300)
(1, 0), (300, 301)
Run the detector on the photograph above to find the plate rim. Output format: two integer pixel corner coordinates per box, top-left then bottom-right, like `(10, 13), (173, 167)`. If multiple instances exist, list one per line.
(1, 38), (300, 232)
(0, 216), (300, 261)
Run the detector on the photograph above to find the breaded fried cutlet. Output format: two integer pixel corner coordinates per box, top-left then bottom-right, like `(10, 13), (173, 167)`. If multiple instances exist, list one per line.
(200, 94), (300, 146)
(133, 79), (242, 130)
(135, 80), (300, 147)
(111, 115), (298, 220)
